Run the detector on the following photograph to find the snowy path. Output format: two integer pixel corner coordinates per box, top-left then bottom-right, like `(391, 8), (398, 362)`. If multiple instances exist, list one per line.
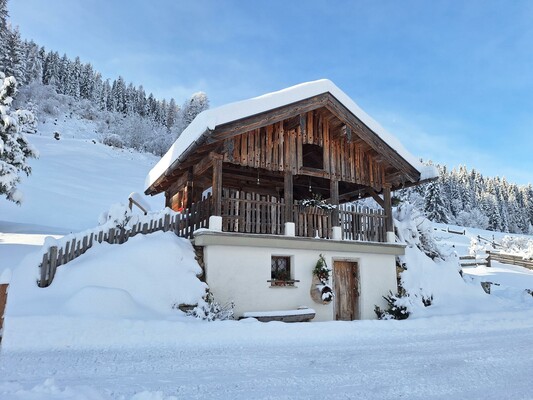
(1, 312), (533, 399)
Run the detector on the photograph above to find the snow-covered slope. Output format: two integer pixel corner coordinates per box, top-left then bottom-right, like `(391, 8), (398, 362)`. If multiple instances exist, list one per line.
(0, 133), (163, 232)
(0, 114), (164, 274)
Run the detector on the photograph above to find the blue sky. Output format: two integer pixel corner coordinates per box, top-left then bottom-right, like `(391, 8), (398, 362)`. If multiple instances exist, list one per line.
(10, 0), (533, 185)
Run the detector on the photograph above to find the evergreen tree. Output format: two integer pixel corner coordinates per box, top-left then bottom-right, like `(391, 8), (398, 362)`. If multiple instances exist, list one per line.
(424, 181), (448, 223)
(79, 62), (94, 100)
(23, 40), (42, 83)
(4, 26), (25, 84)
(181, 91), (209, 126)
(0, 73), (38, 203)
(0, 0), (9, 75)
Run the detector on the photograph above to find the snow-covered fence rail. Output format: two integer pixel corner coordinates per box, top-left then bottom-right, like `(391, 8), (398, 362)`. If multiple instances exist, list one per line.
(486, 251), (533, 270)
(39, 196), (213, 288)
(477, 235), (502, 248)
(459, 254), (491, 268)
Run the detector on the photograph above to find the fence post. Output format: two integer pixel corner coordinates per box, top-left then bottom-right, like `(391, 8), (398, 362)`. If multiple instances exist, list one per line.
(39, 252), (49, 288)
(48, 246), (58, 284)
(0, 282), (8, 342)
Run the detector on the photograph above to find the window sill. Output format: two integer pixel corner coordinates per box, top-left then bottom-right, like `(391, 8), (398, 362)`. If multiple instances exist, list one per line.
(267, 279), (300, 288)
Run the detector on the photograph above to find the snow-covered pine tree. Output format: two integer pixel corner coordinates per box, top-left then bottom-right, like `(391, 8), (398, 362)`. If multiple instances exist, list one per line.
(181, 92), (209, 126)
(424, 181), (448, 223)
(0, 73), (38, 203)
(0, 0), (9, 76)
(23, 40), (42, 84)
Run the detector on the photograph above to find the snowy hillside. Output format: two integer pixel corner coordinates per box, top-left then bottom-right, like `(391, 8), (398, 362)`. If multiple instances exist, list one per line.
(0, 115), (164, 273)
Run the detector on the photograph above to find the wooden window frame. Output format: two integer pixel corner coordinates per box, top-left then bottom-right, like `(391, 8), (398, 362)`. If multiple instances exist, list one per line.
(269, 255), (299, 287)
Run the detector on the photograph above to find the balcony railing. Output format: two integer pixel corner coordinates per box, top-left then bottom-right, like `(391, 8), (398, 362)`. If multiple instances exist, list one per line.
(220, 192), (386, 242)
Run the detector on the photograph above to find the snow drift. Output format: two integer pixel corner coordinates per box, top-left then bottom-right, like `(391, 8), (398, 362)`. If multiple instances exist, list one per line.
(5, 231), (207, 320)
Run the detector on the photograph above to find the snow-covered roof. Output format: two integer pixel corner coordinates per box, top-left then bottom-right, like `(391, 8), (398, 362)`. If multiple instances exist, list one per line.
(145, 79), (435, 191)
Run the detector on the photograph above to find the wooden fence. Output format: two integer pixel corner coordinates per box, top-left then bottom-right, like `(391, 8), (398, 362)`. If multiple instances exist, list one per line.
(339, 204), (387, 242)
(293, 205), (333, 238)
(39, 192), (389, 288)
(221, 192), (286, 235)
(460, 251), (533, 270)
(487, 251), (533, 270)
(39, 196), (212, 288)
(459, 254), (491, 268)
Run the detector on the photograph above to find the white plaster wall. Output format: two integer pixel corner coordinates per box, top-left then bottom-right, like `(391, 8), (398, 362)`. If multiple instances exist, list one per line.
(203, 242), (398, 321)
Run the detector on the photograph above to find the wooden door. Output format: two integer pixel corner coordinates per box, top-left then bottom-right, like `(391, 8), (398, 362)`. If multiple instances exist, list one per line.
(333, 261), (360, 320)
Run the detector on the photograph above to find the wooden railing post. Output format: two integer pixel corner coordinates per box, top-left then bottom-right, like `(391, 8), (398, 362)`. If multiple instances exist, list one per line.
(284, 171), (293, 222)
(383, 185), (394, 242)
(212, 155), (223, 216)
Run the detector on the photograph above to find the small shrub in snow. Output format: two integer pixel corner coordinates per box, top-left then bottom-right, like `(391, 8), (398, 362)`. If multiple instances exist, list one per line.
(98, 203), (132, 229)
(186, 290), (234, 321)
(422, 294), (433, 307)
(102, 133), (124, 149)
(374, 290), (410, 320)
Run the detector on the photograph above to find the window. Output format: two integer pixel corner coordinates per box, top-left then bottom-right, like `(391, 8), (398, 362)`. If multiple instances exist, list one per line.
(302, 144), (324, 169)
(270, 256), (298, 286)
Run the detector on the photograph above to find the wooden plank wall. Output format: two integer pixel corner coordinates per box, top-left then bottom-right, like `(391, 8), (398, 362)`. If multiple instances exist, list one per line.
(222, 110), (385, 189)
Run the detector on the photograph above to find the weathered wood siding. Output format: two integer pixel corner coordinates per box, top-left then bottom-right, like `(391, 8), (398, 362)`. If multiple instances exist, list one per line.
(222, 110), (385, 189)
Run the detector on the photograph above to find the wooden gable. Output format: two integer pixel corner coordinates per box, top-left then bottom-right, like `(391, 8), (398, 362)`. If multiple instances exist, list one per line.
(147, 92), (421, 197)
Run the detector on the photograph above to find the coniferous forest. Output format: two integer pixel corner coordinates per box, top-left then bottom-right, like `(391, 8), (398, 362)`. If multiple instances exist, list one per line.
(0, 0), (208, 156)
(398, 163), (533, 235)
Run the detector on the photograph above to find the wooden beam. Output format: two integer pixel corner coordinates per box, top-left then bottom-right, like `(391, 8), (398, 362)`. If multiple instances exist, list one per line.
(330, 178), (339, 227)
(325, 93), (420, 182)
(338, 188), (368, 203)
(298, 167), (330, 179)
(185, 168), (194, 209)
(212, 155), (223, 215)
(367, 188), (385, 208)
(284, 170), (293, 222)
(208, 94), (329, 143)
(383, 185), (393, 233)
(193, 153), (214, 177)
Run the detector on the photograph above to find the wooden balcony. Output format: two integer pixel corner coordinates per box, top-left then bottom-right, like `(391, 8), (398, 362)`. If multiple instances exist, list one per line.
(219, 192), (387, 242)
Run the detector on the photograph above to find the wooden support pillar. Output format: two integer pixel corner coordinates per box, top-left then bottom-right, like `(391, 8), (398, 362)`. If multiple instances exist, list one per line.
(212, 155), (223, 216)
(330, 178), (339, 226)
(284, 170), (293, 222)
(185, 168), (194, 209)
(383, 185), (393, 233)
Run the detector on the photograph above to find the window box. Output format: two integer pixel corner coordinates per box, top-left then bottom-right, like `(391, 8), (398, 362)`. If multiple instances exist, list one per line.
(267, 279), (300, 287)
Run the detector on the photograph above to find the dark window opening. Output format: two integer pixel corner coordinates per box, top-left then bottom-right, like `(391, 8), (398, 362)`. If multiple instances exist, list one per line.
(270, 256), (298, 286)
(302, 144), (324, 169)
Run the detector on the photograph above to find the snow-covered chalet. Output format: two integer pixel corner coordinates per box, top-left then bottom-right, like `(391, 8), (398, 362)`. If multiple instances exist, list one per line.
(144, 79), (436, 321)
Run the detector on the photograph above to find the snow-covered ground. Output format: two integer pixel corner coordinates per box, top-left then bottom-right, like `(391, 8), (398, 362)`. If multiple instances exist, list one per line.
(1, 115), (533, 399)
(1, 310), (533, 400)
